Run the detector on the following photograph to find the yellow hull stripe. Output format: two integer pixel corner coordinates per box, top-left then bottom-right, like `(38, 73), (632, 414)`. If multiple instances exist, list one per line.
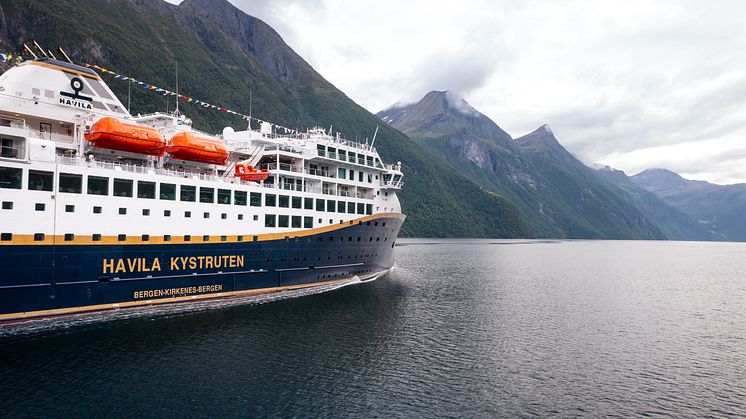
(0, 272), (383, 322)
(0, 213), (405, 246)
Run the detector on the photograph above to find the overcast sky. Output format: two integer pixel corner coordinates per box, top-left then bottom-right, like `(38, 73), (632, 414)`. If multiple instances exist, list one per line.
(172, 0), (746, 184)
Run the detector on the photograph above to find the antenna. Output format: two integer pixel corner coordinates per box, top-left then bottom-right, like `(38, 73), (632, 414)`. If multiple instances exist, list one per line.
(328, 124), (333, 135)
(47, 50), (57, 60)
(370, 125), (379, 148)
(173, 61), (180, 116)
(33, 41), (48, 57)
(248, 84), (252, 130)
(58, 47), (74, 64)
(127, 74), (131, 112)
(23, 43), (38, 59)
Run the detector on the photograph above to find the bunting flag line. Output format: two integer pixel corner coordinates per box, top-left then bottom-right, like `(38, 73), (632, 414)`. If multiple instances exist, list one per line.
(82, 63), (301, 135)
(0, 53), (303, 135)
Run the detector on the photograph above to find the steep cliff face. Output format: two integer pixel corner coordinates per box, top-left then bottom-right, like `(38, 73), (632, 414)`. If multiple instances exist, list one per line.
(0, 0), (531, 238)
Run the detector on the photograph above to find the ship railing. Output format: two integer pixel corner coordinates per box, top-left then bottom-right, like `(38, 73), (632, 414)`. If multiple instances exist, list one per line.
(0, 114), (27, 131)
(264, 144), (304, 155)
(337, 190), (350, 197)
(258, 162), (303, 173)
(55, 155), (235, 183)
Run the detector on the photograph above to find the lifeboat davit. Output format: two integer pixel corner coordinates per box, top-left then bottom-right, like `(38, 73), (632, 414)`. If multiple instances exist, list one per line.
(235, 163), (270, 181)
(85, 117), (166, 156)
(168, 132), (228, 165)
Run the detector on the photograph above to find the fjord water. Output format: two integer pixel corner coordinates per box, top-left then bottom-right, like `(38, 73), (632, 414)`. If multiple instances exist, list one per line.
(2, 240), (745, 417)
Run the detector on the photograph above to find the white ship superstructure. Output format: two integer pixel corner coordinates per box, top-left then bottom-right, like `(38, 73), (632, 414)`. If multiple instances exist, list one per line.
(0, 58), (405, 321)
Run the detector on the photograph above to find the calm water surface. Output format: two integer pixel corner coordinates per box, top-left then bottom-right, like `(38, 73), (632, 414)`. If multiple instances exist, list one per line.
(2, 239), (745, 417)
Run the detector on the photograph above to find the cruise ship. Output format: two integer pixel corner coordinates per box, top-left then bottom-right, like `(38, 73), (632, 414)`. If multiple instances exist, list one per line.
(0, 58), (405, 321)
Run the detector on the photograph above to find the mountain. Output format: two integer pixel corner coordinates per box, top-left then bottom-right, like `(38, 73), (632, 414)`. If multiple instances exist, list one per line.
(0, 0), (531, 238)
(632, 169), (746, 241)
(380, 91), (667, 239)
(594, 167), (716, 241)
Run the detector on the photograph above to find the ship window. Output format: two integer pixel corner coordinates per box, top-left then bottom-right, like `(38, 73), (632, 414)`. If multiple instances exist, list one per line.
(316, 199), (325, 211)
(87, 176), (109, 195)
(45, 90), (54, 98)
(327, 199), (336, 213)
(32, 88), (41, 96)
(28, 170), (53, 191)
(349, 170), (355, 181)
(279, 195), (289, 208)
(203, 212), (210, 219)
(65, 205), (74, 213)
(337, 201), (345, 213)
(357, 203), (365, 214)
(279, 215), (289, 228)
(64, 234), (74, 241)
(142, 209), (150, 216)
(366, 204), (373, 215)
(119, 208), (127, 215)
(253, 215), (258, 221)
(138, 181), (156, 199)
(367, 156), (374, 167)
(164, 235), (171, 242)
(304, 197), (313, 210)
(304, 216), (313, 229)
(185, 211), (191, 218)
(160, 183), (176, 200)
(0, 139), (19, 158)
(347, 203), (355, 214)
(92, 234), (101, 242)
(218, 188), (231, 204)
(221, 213), (227, 219)
(237, 236), (243, 242)
(58, 173), (82, 193)
(339, 150), (346, 161)
(34, 233), (44, 241)
(1, 201), (11, 210)
(142, 235), (150, 242)
(238, 214), (244, 220)
(91, 101), (107, 111)
(368, 173), (372, 183)
(199, 187), (214, 203)
(338, 168), (346, 179)
(35, 203), (45, 211)
(221, 235), (227, 242)
(265, 194), (276, 207)
(203, 235), (210, 242)
(250, 192), (261, 207)
(164, 210), (171, 217)
(265, 214), (276, 227)
(93, 206), (102, 214)
(0, 233), (11, 241)
(113, 178), (133, 197)
(349, 152), (356, 163)
(290, 216), (301, 228)
(118, 234), (127, 242)
(184, 235), (191, 242)
(234, 190), (247, 206)
(292, 196), (302, 209)
(180, 185), (196, 202)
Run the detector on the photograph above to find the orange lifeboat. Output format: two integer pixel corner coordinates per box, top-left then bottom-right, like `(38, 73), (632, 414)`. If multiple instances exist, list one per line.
(235, 163), (270, 181)
(85, 117), (166, 156)
(168, 132), (228, 165)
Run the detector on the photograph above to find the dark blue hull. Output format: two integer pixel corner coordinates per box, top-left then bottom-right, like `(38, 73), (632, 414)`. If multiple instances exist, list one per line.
(0, 215), (403, 320)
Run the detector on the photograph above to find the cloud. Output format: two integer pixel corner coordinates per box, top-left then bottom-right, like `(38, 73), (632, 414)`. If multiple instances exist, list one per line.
(222, 0), (746, 184)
